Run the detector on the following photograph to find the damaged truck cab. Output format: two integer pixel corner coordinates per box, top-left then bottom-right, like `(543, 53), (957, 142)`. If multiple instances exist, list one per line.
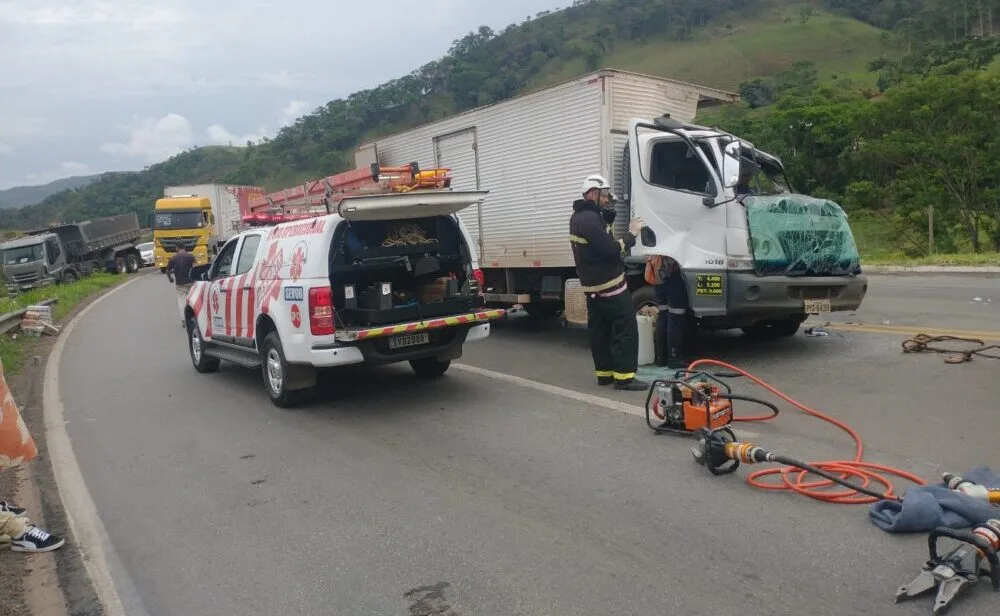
(623, 116), (868, 336)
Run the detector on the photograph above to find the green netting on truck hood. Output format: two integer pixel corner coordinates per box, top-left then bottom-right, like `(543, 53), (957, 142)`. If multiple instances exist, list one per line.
(743, 194), (861, 277)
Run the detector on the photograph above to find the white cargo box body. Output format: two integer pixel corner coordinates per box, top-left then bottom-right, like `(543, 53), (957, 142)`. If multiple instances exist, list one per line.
(163, 184), (256, 243)
(357, 69), (738, 270)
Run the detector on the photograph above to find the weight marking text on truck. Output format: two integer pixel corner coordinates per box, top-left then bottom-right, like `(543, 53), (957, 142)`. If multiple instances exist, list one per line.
(183, 164), (505, 408)
(357, 68), (867, 338)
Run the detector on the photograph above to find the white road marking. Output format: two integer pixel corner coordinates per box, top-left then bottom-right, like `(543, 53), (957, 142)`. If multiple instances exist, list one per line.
(43, 276), (150, 616)
(452, 363), (760, 438)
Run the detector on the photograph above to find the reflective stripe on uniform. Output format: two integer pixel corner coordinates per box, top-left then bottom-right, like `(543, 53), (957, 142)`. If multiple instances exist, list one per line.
(580, 273), (625, 293)
(613, 372), (636, 381)
(595, 370), (613, 378)
(569, 234), (589, 245)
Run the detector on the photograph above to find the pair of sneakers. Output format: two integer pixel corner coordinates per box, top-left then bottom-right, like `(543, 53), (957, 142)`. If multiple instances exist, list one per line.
(0, 501), (66, 553)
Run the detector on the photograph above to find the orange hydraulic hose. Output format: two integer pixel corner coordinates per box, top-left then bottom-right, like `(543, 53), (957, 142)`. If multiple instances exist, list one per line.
(685, 358), (928, 504)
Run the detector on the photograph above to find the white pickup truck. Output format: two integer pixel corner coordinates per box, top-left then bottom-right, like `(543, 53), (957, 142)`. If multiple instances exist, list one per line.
(182, 190), (505, 407)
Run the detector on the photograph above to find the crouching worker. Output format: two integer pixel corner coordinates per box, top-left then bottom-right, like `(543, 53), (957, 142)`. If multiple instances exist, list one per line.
(569, 174), (648, 392)
(645, 255), (690, 369)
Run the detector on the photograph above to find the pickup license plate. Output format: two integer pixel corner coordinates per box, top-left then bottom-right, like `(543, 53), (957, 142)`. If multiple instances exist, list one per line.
(803, 299), (831, 314)
(388, 332), (430, 350)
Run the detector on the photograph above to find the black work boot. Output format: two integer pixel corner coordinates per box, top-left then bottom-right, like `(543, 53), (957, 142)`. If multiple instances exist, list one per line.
(614, 378), (649, 391)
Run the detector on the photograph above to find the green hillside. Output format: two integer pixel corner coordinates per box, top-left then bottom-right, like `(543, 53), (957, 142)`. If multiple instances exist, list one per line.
(530, 3), (900, 92)
(3, 0), (999, 259)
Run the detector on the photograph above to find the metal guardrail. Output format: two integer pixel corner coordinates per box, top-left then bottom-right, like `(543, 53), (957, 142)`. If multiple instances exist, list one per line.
(0, 298), (58, 335)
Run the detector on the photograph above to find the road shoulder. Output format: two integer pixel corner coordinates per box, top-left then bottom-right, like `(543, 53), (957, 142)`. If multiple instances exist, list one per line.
(0, 281), (132, 616)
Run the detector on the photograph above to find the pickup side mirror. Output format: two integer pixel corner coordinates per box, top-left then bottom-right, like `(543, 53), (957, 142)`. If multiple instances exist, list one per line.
(190, 263), (211, 281)
(721, 140), (742, 188)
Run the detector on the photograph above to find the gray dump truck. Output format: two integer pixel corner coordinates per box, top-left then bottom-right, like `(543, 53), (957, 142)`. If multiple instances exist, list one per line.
(1, 212), (143, 293)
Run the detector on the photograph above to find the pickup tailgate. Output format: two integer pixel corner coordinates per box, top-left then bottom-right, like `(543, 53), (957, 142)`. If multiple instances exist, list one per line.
(334, 309), (506, 342)
(336, 190), (488, 221)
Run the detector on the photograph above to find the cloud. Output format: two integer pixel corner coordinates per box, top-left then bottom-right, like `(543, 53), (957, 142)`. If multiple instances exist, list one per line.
(1, 0), (567, 188)
(0, 143), (12, 155)
(100, 113), (194, 162)
(24, 162), (92, 185)
(205, 124), (268, 146)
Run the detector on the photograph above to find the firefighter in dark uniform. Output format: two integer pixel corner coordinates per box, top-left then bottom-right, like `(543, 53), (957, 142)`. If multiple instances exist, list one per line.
(569, 174), (648, 391)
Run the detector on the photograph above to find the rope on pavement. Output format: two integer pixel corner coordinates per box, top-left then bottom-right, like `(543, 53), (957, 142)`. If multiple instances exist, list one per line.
(901, 333), (1000, 364)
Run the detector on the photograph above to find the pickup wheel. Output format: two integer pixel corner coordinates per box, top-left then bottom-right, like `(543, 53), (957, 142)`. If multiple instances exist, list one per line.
(260, 332), (301, 408)
(410, 357), (451, 379)
(188, 317), (220, 373)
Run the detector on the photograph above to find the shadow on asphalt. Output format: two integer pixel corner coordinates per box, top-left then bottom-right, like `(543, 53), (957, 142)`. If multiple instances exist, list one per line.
(489, 311), (848, 366)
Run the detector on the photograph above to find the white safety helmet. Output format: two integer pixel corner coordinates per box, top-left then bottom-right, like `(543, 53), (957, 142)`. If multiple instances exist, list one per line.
(581, 174), (616, 202)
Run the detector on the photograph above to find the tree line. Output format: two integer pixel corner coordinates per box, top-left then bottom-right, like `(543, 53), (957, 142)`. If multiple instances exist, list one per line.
(3, 0), (999, 255)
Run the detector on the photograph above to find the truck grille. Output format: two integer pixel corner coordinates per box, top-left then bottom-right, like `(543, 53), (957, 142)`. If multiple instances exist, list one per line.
(158, 237), (199, 252)
(11, 272), (39, 284)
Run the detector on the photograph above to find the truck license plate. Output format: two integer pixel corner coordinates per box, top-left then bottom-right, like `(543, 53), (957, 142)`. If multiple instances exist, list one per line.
(388, 332), (430, 350)
(803, 299), (831, 314)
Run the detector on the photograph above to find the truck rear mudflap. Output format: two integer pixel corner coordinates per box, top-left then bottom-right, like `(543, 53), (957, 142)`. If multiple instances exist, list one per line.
(331, 309), (505, 364)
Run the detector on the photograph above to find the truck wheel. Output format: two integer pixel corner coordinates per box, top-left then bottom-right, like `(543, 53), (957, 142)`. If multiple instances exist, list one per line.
(188, 318), (220, 373)
(260, 332), (301, 408)
(114, 256), (126, 274)
(126, 253), (140, 273)
(61, 270), (77, 284)
(410, 357), (451, 379)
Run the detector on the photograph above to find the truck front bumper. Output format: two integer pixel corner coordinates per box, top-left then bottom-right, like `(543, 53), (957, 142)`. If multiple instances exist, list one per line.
(684, 269), (868, 327)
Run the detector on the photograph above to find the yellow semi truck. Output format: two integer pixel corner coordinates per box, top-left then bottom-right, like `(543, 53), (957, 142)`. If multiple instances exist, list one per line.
(153, 184), (264, 272)
(152, 195), (214, 271)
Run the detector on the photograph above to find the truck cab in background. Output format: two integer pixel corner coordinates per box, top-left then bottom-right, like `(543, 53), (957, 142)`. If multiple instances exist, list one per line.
(0, 213), (143, 293)
(621, 115), (868, 337)
(153, 196), (215, 272)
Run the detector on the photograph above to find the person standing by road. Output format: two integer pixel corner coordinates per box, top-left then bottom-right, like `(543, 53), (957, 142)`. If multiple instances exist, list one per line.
(569, 174), (648, 391)
(166, 246), (196, 328)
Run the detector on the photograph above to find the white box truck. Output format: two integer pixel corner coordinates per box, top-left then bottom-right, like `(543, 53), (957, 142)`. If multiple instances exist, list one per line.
(355, 69), (868, 338)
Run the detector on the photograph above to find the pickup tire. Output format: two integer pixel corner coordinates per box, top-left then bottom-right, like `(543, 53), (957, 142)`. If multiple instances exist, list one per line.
(188, 318), (220, 373)
(260, 332), (300, 408)
(410, 357), (451, 379)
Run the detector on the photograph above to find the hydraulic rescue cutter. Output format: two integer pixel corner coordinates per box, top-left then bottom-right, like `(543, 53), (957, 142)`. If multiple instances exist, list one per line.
(896, 519), (1000, 614)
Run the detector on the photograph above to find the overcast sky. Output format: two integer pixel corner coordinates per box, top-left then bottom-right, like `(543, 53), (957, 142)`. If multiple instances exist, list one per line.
(0, 0), (567, 189)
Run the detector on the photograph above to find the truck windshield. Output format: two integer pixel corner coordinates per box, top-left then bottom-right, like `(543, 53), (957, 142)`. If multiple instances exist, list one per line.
(741, 155), (790, 196)
(2, 244), (44, 265)
(154, 211), (205, 230)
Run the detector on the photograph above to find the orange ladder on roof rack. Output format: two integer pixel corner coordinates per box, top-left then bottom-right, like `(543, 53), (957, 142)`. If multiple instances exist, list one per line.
(242, 163), (453, 226)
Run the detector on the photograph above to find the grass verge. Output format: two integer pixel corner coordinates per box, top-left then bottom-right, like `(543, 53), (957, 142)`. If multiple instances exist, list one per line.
(0, 272), (129, 374)
(861, 252), (1000, 267)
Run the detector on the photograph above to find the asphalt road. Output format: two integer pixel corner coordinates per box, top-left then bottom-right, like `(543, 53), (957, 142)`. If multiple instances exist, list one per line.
(56, 273), (999, 616)
(823, 273), (1000, 333)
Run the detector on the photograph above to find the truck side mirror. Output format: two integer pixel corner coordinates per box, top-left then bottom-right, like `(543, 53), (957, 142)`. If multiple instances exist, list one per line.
(721, 141), (742, 189)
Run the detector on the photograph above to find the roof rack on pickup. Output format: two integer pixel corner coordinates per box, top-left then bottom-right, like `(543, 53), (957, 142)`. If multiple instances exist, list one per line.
(243, 163), (453, 226)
